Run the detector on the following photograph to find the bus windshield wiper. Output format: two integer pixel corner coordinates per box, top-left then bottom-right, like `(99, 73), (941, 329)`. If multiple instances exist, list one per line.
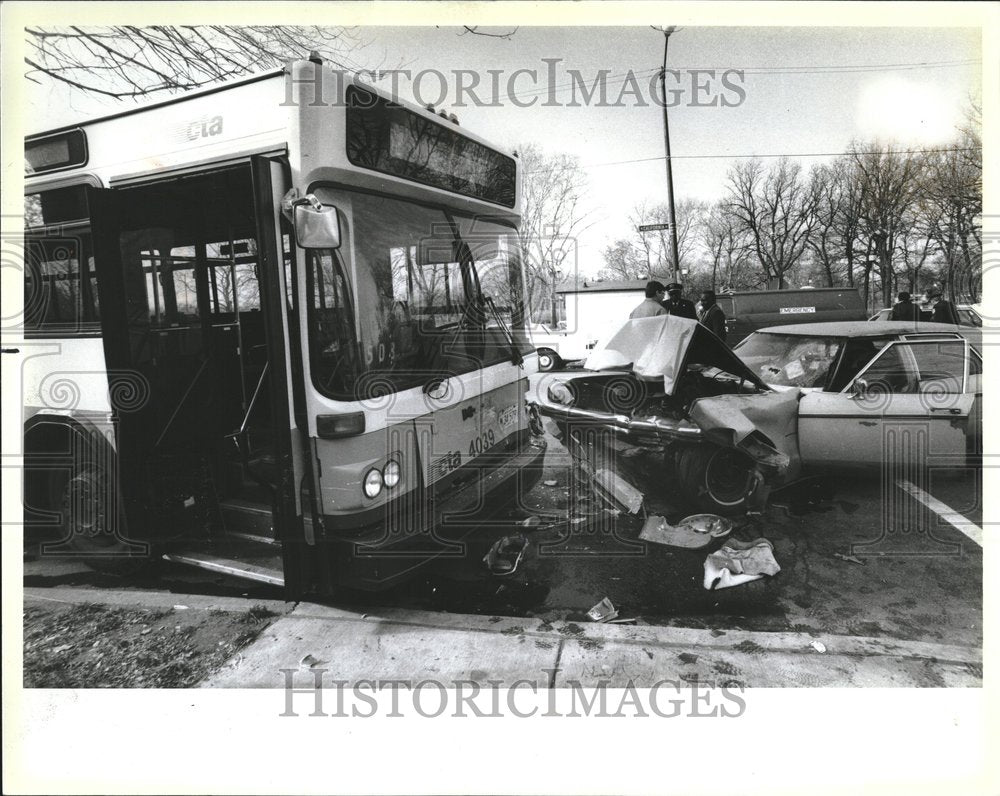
(484, 295), (523, 367)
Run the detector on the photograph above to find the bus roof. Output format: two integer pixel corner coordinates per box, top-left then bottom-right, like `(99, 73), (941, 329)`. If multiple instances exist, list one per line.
(27, 68), (285, 139)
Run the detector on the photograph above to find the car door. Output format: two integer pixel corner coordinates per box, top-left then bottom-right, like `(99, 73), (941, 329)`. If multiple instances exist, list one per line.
(798, 338), (976, 469)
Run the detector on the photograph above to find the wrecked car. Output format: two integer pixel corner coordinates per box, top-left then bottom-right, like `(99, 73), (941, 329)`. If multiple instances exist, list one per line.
(526, 316), (982, 515)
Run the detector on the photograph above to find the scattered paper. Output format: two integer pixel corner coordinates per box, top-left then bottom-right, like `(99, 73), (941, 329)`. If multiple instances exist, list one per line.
(810, 641), (827, 654)
(833, 553), (864, 565)
(587, 597), (619, 623)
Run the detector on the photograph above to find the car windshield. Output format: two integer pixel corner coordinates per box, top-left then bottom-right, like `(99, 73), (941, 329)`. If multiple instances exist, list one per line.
(734, 332), (843, 388)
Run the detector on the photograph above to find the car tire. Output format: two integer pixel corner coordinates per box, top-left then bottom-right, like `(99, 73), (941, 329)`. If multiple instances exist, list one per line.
(676, 445), (757, 516)
(537, 348), (564, 372)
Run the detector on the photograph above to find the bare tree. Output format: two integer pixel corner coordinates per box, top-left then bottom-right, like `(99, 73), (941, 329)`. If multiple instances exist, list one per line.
(598, 239), (648, 281)
(918, 107), (982, 302)
(629, 199), (705, 278)
(848, 141), (927, 308)
(725, 158), (818, 289)
(807, 163), (849, 287)
(25, 26), (373, 99)
(518, 144), (592, 324)
(702, 200), (759, 290)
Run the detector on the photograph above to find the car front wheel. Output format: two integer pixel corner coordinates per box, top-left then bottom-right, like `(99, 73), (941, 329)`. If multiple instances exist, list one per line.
(536, 348), (564, 372)
(676, 445), (757, 515)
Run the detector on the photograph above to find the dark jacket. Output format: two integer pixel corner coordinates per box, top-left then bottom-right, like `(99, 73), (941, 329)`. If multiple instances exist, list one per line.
(662, 297), (698, 320)
(699, 303), (727, 341)
(931, 299), (960, 325)
(889, 300), (921, 322)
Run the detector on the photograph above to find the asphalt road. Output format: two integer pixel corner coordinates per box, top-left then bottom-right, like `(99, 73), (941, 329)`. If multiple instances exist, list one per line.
(23, 432), (983, 653)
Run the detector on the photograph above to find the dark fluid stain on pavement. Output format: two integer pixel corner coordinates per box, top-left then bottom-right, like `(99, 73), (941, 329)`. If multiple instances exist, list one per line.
(734, 640), (765, 654)
(678, 652), (699, 664)
(558, 622), (585, 637)
(771, 479), (857, 517)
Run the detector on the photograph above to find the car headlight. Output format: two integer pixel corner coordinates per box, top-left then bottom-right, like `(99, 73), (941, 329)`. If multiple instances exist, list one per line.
(363, 468), (383, 499)
(547, 381), (575, 406)
(382, 460), (401, 489)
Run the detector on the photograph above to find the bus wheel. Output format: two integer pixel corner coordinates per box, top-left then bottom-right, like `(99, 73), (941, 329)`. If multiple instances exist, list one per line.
(60, 457), (151, 575)
(676, 445), (756, 516)
(537, 348), (563, 372)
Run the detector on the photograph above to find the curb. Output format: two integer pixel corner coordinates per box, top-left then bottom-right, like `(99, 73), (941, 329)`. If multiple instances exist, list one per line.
(25, 586), (981, 668)
(23, 587), (296, 617)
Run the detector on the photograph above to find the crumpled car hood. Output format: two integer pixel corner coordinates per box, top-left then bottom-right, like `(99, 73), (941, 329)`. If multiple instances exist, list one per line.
(584, 315), (768, 395)
(689, 389), (802, 474)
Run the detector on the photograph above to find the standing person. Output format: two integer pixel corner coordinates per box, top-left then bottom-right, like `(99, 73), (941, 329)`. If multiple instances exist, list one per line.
(630, 280), (668, 319)
(698, 290), (727, 342)
(925, 287), (960, 325)
(662, 282), (697, 320)
(889, 291), (921, 322)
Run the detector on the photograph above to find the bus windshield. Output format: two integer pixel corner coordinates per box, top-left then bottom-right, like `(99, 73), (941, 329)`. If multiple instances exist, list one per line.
(308, 189), (531, 400)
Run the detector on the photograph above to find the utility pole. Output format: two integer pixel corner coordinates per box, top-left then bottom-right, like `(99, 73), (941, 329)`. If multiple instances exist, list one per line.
(658, 26), (681, 284)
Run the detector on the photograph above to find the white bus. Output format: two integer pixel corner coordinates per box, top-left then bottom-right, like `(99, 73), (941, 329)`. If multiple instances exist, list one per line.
(20, 57), (544, 596)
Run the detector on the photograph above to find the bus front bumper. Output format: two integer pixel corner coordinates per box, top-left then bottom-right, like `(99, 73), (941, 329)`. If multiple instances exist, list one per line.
(319, 434), (547, 591)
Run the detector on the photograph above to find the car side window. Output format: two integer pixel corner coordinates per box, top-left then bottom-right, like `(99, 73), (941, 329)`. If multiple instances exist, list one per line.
(853, 343), (916, 394)
(907, 340), (967, 393)
(969, 347), (982, 376)
(854, 340), (968, 396)
(829, 338), (883, 392)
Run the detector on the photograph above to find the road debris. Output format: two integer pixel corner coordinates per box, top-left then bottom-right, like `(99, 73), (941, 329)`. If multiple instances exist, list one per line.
(640, 513), (733, 549)
(483, 534), (528, 576)
(833, 552), (865, 565)
(704, 538), (781, 590)
(810, 641), (827, 654)
(543, 480), (559, 487)
(593, 468), (644, 514)
(587, 597), (619, 623)
(299, 653), (327, 668)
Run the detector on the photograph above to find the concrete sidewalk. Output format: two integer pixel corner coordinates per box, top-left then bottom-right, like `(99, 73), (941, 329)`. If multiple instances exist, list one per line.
(23, 587), (982, 687)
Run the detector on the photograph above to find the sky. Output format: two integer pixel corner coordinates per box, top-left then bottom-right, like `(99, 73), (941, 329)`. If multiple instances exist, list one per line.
(25, 25), (982, 276)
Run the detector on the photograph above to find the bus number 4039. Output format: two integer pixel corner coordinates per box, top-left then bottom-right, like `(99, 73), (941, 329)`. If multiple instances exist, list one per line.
(469, 430), (496, 457)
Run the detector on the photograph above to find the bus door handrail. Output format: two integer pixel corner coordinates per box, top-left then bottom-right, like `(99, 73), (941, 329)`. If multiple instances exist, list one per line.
(225, 355), (270, 465)
(153, 355), (210, 449)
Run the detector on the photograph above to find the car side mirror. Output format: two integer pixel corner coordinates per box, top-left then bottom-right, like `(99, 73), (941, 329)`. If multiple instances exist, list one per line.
(292, 195), (341, 249)
(851, 378), (868, 399)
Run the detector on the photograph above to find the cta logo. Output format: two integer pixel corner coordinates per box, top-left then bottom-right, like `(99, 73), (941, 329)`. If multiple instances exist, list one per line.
(184, 115), (224, 141)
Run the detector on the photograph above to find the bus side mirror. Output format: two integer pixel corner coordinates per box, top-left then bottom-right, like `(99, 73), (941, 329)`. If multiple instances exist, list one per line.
(292, 195), (341, 249)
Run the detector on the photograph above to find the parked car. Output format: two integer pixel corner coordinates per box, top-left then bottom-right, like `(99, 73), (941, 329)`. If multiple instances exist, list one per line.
(868, 304), (982, 327)
(714, 287), (867, 344)
(527, 316), (981, 514)
(528, 322), (582, 371)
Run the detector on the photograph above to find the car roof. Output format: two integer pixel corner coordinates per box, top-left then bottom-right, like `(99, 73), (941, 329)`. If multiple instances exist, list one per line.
(753, 320), (967, 336)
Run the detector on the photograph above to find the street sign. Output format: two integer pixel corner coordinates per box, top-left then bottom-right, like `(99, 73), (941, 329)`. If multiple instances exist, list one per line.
(638, 223), (670, 232)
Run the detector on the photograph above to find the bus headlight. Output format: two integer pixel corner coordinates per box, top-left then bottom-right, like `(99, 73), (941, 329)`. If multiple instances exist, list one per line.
(363, 468), (383, 499)
(547, 381), (575, 407)
(383, 460), (401, 489)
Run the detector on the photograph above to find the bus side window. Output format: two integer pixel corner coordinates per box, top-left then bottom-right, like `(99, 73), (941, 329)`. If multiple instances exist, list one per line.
(24, 235), (100, 333)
